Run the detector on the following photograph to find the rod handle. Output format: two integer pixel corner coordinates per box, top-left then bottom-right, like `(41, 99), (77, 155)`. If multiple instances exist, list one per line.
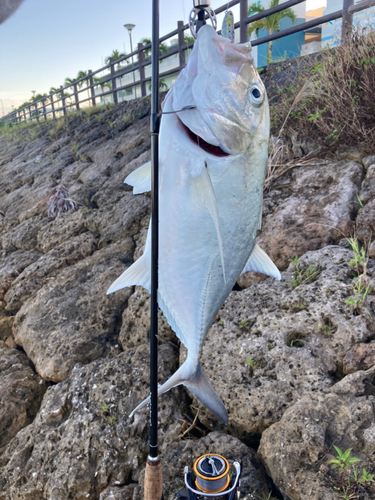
(144, 456), (163, 500)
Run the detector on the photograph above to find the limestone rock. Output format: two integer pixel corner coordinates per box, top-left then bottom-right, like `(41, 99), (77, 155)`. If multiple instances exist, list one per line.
(246, 160), (364, 277)
(13, 241), (134, 382)
(258, 367), (375, 500)
(362, 154), (375, 170)
(191, 246), (374, 437)
(0, 346), (46, 453)
(4, 232), (98, 313)
(0, 344), (187, 500)
(0, 249), (42, 302)
(119, 287), (176, 351)
(356, 198), (375, 243)
(359, 164), (375, 205)
(343, 342), (375, 374)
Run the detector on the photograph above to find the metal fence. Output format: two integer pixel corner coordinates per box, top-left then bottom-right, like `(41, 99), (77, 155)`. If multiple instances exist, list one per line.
(2, 0), (374, 125)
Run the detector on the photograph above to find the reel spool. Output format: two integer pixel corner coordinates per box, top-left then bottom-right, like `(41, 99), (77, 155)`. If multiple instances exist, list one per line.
(189, 0), (217, 39)
(177, 453), (242, 499)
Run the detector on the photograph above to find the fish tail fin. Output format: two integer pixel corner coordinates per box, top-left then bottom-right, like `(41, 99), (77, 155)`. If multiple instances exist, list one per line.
(129, 358), (228, 425)
(184, 362), (228, 425)
(106, 255), (150, 294)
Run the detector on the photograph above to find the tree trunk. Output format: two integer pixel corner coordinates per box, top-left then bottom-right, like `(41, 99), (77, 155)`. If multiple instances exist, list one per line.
(267, 29), (273, 64)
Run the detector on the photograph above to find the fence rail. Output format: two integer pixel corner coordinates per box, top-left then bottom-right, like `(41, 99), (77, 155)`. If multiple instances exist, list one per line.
(2, 0), (375, 125)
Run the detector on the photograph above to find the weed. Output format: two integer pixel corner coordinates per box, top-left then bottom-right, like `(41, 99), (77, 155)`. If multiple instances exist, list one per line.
(345, 276), (371, 316)
(327, 446), (373, 498)
(347, 238), (367, 277)
(268, 343), (275, 350)
(290, 256), (321, 287)
(72, 143), (80, 155)
(246, 357), (261, 372)
(290, 301), (307, 311)
(318, 319), (335, 337)
(280, 302), (289, 310)
(329, 447), (361, 474)
(104, 415), (116, 425)
(290, 338), (305, 347)
(239, 319), (254, 331)
(78, 153), (86, 162)
(99, 403), (110, 414)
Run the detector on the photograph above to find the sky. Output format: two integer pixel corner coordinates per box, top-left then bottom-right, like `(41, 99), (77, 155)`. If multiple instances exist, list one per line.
(0, 0), (326, 116)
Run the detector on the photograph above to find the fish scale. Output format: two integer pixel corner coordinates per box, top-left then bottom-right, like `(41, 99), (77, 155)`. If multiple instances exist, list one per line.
(108, 25), (280, 424)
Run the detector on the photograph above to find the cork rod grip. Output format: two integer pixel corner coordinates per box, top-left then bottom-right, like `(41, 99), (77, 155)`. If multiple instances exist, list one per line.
(144, 456), (163, 500)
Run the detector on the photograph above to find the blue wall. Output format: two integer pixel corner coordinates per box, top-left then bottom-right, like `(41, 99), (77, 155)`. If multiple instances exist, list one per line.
(257, 17), (305, 66)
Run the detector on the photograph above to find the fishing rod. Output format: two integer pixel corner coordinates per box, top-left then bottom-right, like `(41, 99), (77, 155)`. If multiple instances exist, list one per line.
(145, 2), (241, 499)
(144, 0), (162, 498)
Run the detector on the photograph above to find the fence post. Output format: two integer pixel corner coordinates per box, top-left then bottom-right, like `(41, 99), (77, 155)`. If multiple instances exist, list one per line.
(138, 43), (147, 97)
(110, 58), (118, 105)
(60, 86), (67, 116)
(88, 70), (96, 106)
(73, 80), (80, 111)
(28, 105), (32, 121)
(23, 108), (26, 123)
(240, 0), (248, 43)
(50, 93), (56, 120)
(342, 0), (354, 44)
(42, 99), (47, 121)
(35, 102), (40, 123)
(177, 20), (186, 71)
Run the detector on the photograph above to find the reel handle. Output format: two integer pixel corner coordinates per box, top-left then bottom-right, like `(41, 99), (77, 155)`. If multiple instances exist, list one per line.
(144, 456), (163, 500)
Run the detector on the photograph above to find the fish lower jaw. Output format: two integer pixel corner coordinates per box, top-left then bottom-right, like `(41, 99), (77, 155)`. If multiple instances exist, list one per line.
(179, 119), (230, 158)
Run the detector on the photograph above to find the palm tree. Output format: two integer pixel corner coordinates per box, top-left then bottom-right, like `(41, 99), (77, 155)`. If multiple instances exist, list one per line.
(248, 0), (297, 64)
(77, 70), (91, 105)
(105, 50), (126, 70)
(140, 38), (168, 58)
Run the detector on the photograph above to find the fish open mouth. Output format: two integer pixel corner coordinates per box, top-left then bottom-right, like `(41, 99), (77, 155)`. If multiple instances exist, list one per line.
(180, 120), (230, 157)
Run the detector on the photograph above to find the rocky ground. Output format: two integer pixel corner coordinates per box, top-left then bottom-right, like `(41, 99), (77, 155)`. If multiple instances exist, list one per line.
(0, 90), (374, 500)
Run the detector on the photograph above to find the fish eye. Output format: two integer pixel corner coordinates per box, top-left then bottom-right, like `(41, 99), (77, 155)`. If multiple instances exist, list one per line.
(250, 84), (264, 107)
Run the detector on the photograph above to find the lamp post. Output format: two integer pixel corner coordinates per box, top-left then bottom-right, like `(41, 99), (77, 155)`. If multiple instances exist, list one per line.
(124, 23), (137, 98)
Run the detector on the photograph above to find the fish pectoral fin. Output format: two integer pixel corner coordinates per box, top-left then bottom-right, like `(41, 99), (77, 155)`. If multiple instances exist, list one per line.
(129, 359), (228, 425)
(124, 161), (151, 194)
(194, 164), (226, 283)
(241, 243), (281, 280)
(106, 255), (151, 294)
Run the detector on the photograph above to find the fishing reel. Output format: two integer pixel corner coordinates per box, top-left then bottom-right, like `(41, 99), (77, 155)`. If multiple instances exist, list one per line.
(177, 454), (242, 500)
(189, 0), (217, 39)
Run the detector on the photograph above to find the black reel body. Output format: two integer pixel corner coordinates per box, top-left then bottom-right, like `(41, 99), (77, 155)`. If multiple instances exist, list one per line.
(177, 454), (242, 500)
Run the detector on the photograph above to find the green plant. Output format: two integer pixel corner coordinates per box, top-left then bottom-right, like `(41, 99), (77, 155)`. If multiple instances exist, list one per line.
(345, 276), (371, 316)
(329, 446), (361, 475)
(72, 143), (80, 155)
(347, 238), (367, 277)
(105, 415), (117, 425)
(290, 338), (305, 347)
(246, 357), (260, 371)
(99, 403), (110, 414)
(247, 0), (296, 64)
(239, 319), (252, 331)
(318, 319), (335, 337)
(290, 256), (321, 287)
(290, 301), (307, 311)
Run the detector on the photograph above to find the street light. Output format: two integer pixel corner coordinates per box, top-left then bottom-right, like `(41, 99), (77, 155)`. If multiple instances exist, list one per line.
(124, 23), (137, 98)
(31, 90), (36, 98)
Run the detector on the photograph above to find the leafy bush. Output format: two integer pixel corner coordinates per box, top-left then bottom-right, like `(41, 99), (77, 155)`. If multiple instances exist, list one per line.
(270, 25), (375, 148)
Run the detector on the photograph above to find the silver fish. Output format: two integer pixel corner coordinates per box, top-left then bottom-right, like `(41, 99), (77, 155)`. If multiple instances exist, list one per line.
(107, 25), (280, 424)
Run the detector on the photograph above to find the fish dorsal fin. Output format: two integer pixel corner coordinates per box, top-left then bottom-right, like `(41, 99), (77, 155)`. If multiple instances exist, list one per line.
(194, 163), (226, 283)
(107, 255), (151, 294)
(241, 244), (281, 280)
(125, 161), (151, 194)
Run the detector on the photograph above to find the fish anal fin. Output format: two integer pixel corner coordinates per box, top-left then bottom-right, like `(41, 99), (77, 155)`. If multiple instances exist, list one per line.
(107, 255), (151, 294)
(125, 161), (151, 194)
(241, 243), (281, 280)
(129, 359), (228, 425)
